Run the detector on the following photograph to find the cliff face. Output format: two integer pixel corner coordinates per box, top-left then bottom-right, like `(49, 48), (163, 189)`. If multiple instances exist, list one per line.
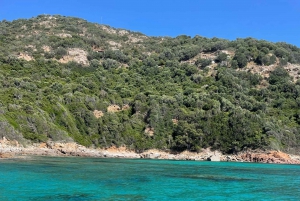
(0, 15), (300, 154)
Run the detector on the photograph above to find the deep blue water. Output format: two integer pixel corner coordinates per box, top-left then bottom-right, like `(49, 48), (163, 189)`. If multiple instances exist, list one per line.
(0, 157), (300, 201)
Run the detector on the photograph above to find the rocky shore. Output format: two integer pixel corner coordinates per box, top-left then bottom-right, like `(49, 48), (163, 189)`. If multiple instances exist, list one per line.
(1, 137), (300, 164)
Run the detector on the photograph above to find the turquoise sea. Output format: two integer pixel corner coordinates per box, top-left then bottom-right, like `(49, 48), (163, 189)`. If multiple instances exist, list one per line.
(0, 157), (300, 201)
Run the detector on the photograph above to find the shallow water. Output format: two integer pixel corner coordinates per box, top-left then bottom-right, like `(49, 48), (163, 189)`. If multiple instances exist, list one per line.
(0, 157), (300, 200)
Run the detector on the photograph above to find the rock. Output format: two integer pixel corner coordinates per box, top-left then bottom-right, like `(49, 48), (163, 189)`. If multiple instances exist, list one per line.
(270, 151), (290, 160)
(1, 138), (300, 165)
(0, 153), (14, 158)
(207, 152), (221, 162)
(93, 110), (104, 118)
(207, 155), (220, 162)
(144, 127), (154, 137)
(226, 156), (231, 161)
(59, 48), (89, 66)
(142, 153), (161, 159)
(39, 142), (48, 148)
(238, 150), (300, 164)
(150, 153), (161, 159)
(107, 105), (121, 112)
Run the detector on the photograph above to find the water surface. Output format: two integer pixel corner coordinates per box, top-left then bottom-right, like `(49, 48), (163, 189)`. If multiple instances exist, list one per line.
(0, 157), (299, 200)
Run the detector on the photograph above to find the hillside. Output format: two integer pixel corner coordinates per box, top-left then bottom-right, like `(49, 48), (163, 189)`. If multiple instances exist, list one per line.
(0, 15), (300, 154)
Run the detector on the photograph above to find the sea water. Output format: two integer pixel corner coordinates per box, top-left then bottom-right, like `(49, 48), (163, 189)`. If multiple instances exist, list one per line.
(0, 157), (300, 201)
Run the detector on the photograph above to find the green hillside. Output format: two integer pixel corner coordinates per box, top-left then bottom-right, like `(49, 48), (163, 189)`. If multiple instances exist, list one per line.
(0, 15), (300, 154)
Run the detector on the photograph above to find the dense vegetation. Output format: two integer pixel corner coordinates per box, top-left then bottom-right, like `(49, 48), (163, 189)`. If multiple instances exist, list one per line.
(1, 15), (300, 154)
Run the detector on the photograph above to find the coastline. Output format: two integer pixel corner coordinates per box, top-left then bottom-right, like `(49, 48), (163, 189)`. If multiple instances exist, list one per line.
(1, 138), (300, 164)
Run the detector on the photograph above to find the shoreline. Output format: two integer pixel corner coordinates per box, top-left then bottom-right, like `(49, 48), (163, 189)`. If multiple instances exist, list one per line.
(1, 139), (300, 164)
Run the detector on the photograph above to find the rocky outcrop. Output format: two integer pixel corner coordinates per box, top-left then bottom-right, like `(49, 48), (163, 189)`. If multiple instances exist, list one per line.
(106, 104), (130, 113)
(1, 137), (300, 164)
(107, 105), (121, 112)
(140, 149), (224, 161)
(141, 152), (161, 159)
(93, 110), (104, 118)
(59, 48), (89, 66)
(238, 151), (300, 164)
(144, 127), (154, 137)
(207, 152), (221, 162)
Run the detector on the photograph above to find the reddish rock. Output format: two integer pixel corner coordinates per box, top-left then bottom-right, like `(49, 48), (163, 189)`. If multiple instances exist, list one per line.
(239, 151), (300, 164)
(270, 151), (290, 160)
(0, 153), (14, 158)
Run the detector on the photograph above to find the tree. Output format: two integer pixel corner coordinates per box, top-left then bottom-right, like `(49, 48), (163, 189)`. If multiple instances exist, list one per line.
(54, 47), (67, 59)
(195, 58), (211, 68)
(233, 53), (248, 68)
(173, 121), (203, 152)
(268, 67), (290, 85)
(231, 60), (239, 69)
(275, 47), (289, 58)
(215, 52), (228, 63)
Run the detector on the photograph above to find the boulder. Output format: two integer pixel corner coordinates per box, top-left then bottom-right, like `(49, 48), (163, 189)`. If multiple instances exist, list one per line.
(207, 152), (221, 161)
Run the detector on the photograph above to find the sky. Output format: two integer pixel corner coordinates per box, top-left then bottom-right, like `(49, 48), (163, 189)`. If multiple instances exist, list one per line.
(0, 0), (300, 47)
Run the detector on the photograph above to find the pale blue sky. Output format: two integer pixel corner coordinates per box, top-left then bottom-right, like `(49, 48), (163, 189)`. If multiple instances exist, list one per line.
(1, 0), (300, 47)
